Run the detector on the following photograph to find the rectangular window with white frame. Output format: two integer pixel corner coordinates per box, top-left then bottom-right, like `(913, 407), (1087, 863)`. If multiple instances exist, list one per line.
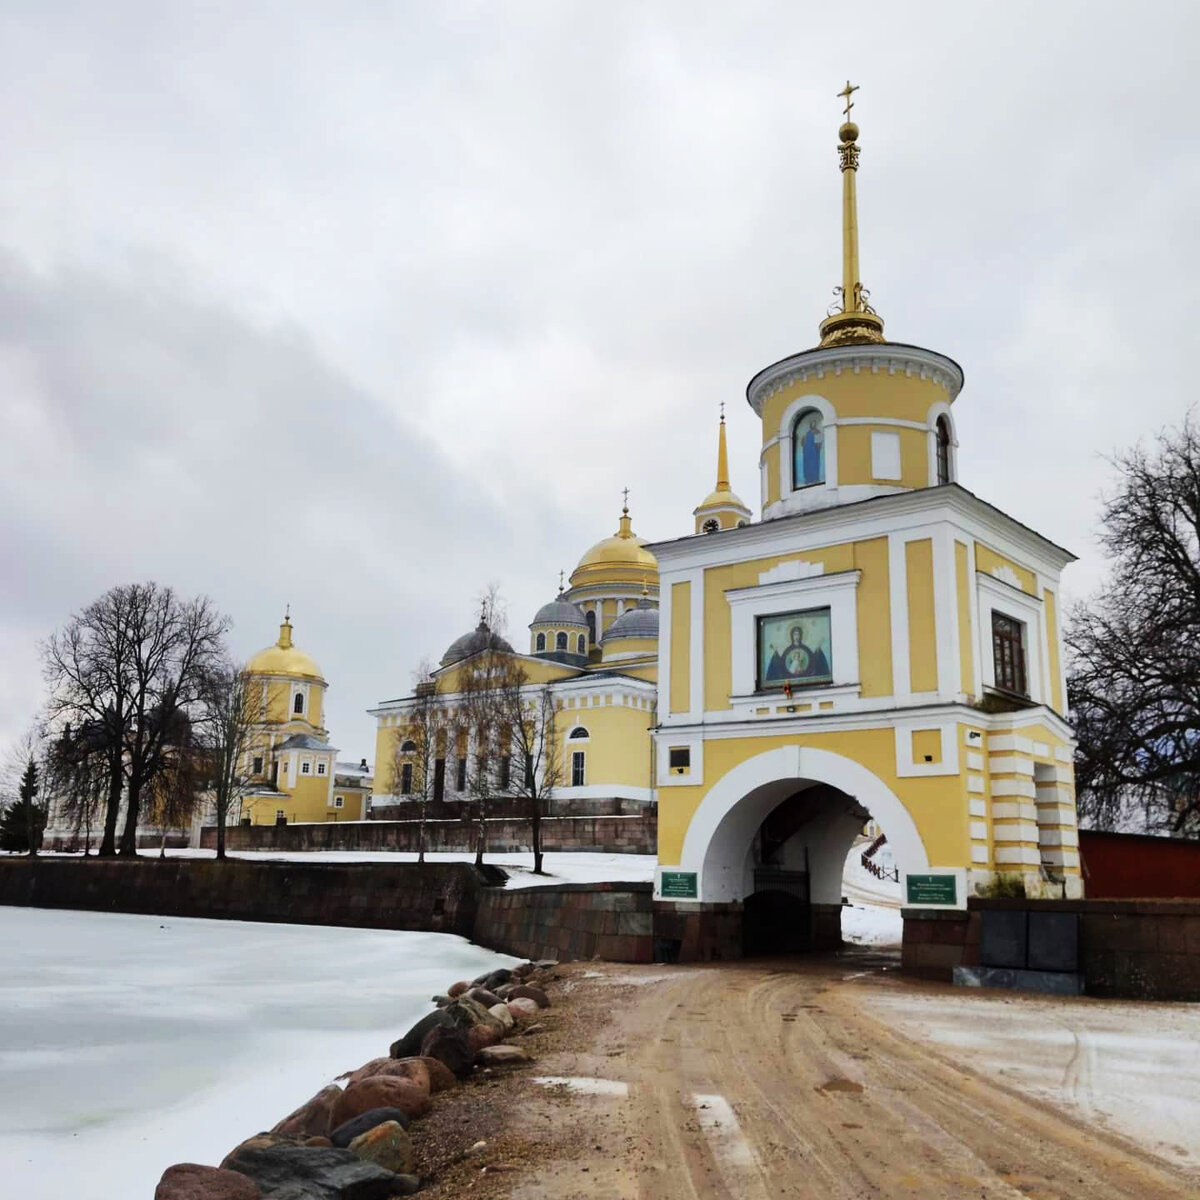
(316, 761), (326, 776)
(333, 796), (344, 809)
(571, 751), (585, 788)
(300, 760), (311, 775)
(991, 611), (1028, 696)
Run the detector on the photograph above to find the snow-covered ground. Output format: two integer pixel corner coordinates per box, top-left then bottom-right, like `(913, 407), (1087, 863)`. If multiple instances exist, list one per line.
(0, 908), (515, 1200)
(840, 841), (902, 946)
(120, 847), (661, 889)
(861, 985), (1200, 1174)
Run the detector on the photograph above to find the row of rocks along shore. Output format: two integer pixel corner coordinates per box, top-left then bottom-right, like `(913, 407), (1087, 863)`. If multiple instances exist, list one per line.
(154, 959), (559, 1200)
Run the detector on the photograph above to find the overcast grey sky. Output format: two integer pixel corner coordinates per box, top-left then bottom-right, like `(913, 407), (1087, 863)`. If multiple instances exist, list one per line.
(1, 1), (1196, 761)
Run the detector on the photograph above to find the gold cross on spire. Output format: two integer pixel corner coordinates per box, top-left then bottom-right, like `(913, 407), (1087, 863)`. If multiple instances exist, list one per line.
(719, 400), (725, 421)
(838, 80), (859, 121)
(558, 569), (565, 593)
(621, 486), (630, 511)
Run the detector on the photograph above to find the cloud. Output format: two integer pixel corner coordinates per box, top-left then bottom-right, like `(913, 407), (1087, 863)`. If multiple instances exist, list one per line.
(1, 1), (1198, 755)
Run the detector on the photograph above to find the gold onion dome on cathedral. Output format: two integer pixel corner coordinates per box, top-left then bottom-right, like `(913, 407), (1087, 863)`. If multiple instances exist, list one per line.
(247, 613), (326, 682)
(569, 500), (658, 590)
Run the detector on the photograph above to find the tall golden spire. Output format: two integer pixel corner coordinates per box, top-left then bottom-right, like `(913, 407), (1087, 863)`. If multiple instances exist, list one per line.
(716, 402), (730, 490)
(818, 81), (885, 348)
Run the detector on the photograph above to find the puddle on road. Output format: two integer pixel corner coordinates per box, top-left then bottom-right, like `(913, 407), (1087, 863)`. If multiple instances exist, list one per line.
(816, 1077), (865, 1095)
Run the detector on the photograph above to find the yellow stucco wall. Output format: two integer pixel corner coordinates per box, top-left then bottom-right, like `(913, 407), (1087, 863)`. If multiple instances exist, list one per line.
(854, 537), (892, 696)
(836, 424), (927, 489)
(656, 726), (971, 869)
(558, 702), (653, 791)
(905, 538), (938, 693)
(975, 543), (1036, 595)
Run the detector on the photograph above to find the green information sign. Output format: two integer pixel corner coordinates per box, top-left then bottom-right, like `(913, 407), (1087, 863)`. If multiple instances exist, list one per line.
(660, 871), (698, 899)
(905, 873), (958, 906)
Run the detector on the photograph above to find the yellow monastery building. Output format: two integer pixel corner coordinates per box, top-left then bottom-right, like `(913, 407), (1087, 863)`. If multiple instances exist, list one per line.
(240, 614), (372, 824)
(370, 89), (1081, 941)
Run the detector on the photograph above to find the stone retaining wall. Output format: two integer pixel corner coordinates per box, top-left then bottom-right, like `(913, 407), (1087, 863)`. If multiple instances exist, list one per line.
(474, 882), (654, 963)
(199, 812), (657, 856)
(0, 857), (481, 939)
(902, 897), (1200, 1000)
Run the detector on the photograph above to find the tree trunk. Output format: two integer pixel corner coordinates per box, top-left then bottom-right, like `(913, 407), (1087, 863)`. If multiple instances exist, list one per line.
(418, 797), (426, 865)
(98, 759), (123, 857)
(531, 797), (544, 875)
(118, 777), (142, 857)
(159, 827), (167, 858)
(216, 801), (226, 861)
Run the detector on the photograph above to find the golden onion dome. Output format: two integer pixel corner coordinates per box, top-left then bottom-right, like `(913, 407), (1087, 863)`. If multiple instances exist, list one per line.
(569, 504), (658, 589)
(247, 616), (325, 682)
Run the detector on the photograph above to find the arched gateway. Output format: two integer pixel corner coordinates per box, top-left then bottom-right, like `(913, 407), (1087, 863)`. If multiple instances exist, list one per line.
(646, 92), (1081, 961)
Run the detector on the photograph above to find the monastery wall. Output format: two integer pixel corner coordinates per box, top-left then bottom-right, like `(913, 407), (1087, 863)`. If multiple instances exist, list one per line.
(198, 810), (657, 856)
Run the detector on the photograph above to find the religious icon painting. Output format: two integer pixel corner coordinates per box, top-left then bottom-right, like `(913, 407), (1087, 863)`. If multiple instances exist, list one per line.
(792, 408), (825, 487)
(757, 607), (833, 690)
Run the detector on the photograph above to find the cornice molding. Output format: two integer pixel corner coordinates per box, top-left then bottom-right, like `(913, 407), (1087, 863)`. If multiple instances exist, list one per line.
(746, 342), (965, 416)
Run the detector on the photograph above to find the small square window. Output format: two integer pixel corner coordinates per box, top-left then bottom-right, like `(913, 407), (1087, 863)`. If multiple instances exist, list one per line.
(301, 760), (311, 775)
(668, 747), (690, 774)
(316, 762), (326, 776)
(333, 796), (344, 809)
(275, 809), (285, 820)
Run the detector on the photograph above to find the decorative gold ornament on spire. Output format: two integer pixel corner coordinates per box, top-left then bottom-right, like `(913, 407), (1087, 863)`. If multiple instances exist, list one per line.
(818, 81), (886, 348)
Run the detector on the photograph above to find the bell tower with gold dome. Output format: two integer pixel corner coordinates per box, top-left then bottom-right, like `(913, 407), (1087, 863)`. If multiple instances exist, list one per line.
(648, 84), (1082, 957)
(751, 82), (961, 522)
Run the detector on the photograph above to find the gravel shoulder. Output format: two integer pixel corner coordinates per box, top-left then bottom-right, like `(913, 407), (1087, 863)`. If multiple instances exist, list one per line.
(446, 951), (1199, 1199)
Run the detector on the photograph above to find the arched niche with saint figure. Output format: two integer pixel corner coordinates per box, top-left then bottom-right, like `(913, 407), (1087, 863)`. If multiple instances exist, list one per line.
(792, 408), (825, 489)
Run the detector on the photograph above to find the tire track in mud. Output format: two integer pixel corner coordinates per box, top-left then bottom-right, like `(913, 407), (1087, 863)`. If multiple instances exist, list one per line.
(509, 959), (1197, 1200)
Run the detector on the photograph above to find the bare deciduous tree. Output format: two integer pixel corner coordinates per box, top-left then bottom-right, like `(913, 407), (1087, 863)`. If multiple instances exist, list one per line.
(201, 663), (258, 861)
(492, 661), (561, 876)
(393, 659), (449, 865)
(42, 584), (229, 857)
(1068, 413), (1200, 836)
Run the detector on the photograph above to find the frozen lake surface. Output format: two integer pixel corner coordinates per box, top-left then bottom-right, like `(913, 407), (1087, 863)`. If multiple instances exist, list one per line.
(0, 908), (515, 1200)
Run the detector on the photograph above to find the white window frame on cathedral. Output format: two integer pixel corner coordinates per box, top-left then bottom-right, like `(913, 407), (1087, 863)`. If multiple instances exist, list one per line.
(725, 564), (861, 712)
(778, 394), (839, 499)
(975, 571), (1047, 706)
(926, 401), (958, 487)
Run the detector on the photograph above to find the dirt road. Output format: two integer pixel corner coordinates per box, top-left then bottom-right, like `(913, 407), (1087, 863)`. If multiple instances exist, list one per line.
(505, 953), (1198, 1199)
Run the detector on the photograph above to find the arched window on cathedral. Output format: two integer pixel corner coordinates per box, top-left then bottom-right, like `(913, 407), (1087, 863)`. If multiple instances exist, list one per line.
(401, 740), (416, 753)
(702, 517), (720, 534)
(586, 610), (596, 644)
(792, 408), (825, 489)
(556, 631), (568, 651)
(535, 632), (546, 652)
(293, 692), (305, 715)
(577, 634), (586, 654)
(936, 416), (952, 485)
(569, 726), (589, 740)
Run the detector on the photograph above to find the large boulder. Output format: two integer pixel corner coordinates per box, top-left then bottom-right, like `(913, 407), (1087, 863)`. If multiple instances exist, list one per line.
(508, 984), (550, 1009)
(420, 1023), (474, 1079)
(487, 1003), (514, 1031)
(343, 1058), (430, 1094)
(221, 1133), (303, 1168)
(331, 1078), (429, 1129)
(464, 987), (502, 1009)
(390, 1009), (452, 1060)
(512, 962), (535, 979)
(222, 1144), (401, 1200)
(442, 996), (499, 1031)
(347, 1120), (414, 1175)
(476, 1044), (531, 1068)
(471, 966), (513, 990)
(272, 1084), (343, 1138)
(330, 1108), (412, 1148)
(155, 1163), (261, 1200)
(466, 1022), (503, 1054)
(508, 997), (540, 1021)
(417, 1056), (456, 1094)
(447, 980), (469, 997)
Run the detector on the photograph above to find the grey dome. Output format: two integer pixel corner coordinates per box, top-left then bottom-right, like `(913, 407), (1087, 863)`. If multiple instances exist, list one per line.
(440, 621), (514, 666)
(605, 601), (659, 640)
(530, 595), (587, 628)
